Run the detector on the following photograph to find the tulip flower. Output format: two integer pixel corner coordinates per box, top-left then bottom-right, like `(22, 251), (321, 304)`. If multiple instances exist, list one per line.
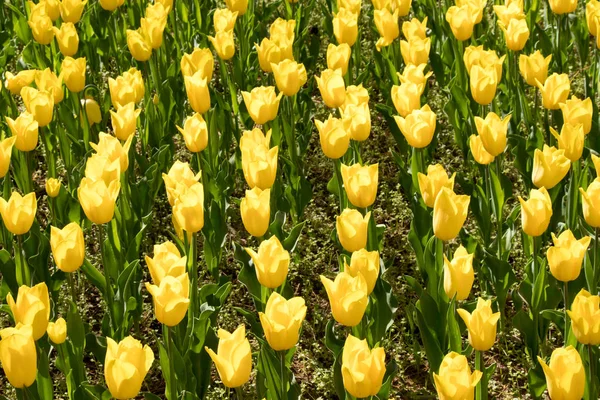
(52, 22), (79, 56)
(470, 65), (498, 105)
(532, 145), (571, 189)
(343, 84), (370, 108)
(315, 115), (351, 159)
(464, 46), (505, 80)
(333, 8), (359, 46)
(321, 271), (368, 327)
(341, 163), (378, 208)
(141, 16), (167, 50)
(246, 236), (290, 289)
(560, 96), (593, 135)
(443, 245), (474, 300)
(146, 274), (190, 326)
(587, 0), (600, 35)
(0, 192), (37, 235)
(35, 68), (64, 103)
(457, 0), (486, 23)
(345, 249), (380, 294)
(341, 103), (371, 141)
(474, 112), (510, 157)
(500, 18), (529, 51)
(315, 69), (346, 109)
(208, 30), (236, 60)
(28, 14), (54, 45)
(42, 0), (61, 20)
(546, 230), (591, 282)
(550, 124), (584, 162)
(242, 86), (282, 125)
(256, 38), (283, 73)
(434, 352), (482, 399)
(580, 180), (600, 228)
(399, 36), (431, 66)
(417, 164), (455, 208)
(145, 241), (186, 285)
(225, 0), (248, 14)
(391, 83), (422, 118)
(7, 283), (50, 340)
(50, 222), (85, 273)
(458, 298), (501, 351)
(402, 16), (428, 39)
(126, 29), (152, 62)
(154, 0), (172, 12)
(339, 0), (362, 14)
(47, 318), (67, 344)
(446, 5), (476, 41)
(259, 292), (307, 350)
(0, 324), (37, 389)
(537, 73), (570, 110)
(61, 57), (86, 92)
(519, 51), (552, 87)
(240, 127), (271, 150)
(5, 112), (38, 151)
(593, 154), (600, 176)
(173, 182), (205, 233)
(336, 209), (370, 252)
(241, 143), (278, 190)
(271, 60), (308, 96)
(374, 8), (400, 50)
(162, 161), (201, 206)
(519, 187), (553, 237)
(205, 325), (252, 388)
(184, 71), (213, 115)
(86, 156), (119, 187)
(176, 113), (208, 153)
(392, 0), (412, 15)
(20, 87), (54, 127)
(397, 64), (433, 89)
(568, 289), (600, 345)
(181, 48), (214, 80)
(105, 336), (154, 400)
(110, 103), (141, 141)
(0, 137), (16, 178)
(493, 0), (525, 26)
(240, 187), (270, 237)
(469, 134), (495, 165)
(99, 0), (125, 11)
(327, 43), (352, 75)
(4, 70), (36, 95)
(548, 0), (577, 14)
(433, 187), (470, 241)
(45, 177), (61, 198)
(108, 76), (136, 109)
(270, 18), (296, 44)
(78, 178), (121, 224)
(538, 346), (585, 400)
(341, 335), (386, 398)
(81, 97), (102, 126)
(59, 0), (87, 23)
(394, 104), (436, 148)
(214, 8), (238, 32)
(91, 132), (133, 173)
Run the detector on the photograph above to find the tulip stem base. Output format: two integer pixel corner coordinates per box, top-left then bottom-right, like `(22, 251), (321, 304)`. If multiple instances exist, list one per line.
(563, 281), (569, 343)
(475, 350), (487, 400)
(166, 326), (178, 400)
(589, 345), (596, 400)
(280, 350), (287, 400)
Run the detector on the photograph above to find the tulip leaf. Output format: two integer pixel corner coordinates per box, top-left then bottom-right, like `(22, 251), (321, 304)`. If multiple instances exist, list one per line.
(527, 364), (547, 399)
(377, 359), (399, 399)
(36, 345), (54, 400)
(414, 306), (444, 373)
(0, 248), (18, 297)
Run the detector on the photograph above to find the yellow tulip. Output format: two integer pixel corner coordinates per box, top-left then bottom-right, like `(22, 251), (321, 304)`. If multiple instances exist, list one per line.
(145, 241), (186, 285)
(402, 16), (428, 39)
(321, 271), (368, 327)
(493, 0), (525, 26)
(500, 18), (529, 51)
(470, 65), (498, 105)
(141, 16), (167, 50)
(240, 127), (271, 150)
(256, 38), (283, 73)
(184, 70), (211, 114)
(547, 230), (591, 282)
(433, 187), (470, 241)
(532, 145), (571, 189)
(172, 182), (205, 233)
(176, 113), (208, 153)
(126, 29), (152, 62)
(61, 56), (86, 93)
(59, 0), (87, 22)
(0, 192), (37, 235)
(7, 283), (50, 340)
(434, 352), (482, 400)
(50, 222), (85, 273)
(271, 60), (308, 96)
(259, 292), (306, 351)
(0, 324), (37, 389)
(568, 289), (600, 345)
(443, 245), (474, 301)
(345, 249), (380, 294)
(341, 335), (386, 398)
(341, 102), (371, 141)
(83, 153), (119, 192)
(474, 112), (510, 157)
(341, 163), (378, 208)
(372, 0), (390, 9)
(110, 103), (141, 141)
(78, 178), (120, 224)
(550, 124), (584, 162)
(548, 0), (577, 14)
(208, 30), (236, 60)
(394, 104), (436, 148)
(397, 64), (433, 89)
(418, 164), (456, 208)
(42, 0), (61, 20)
(28, 14), (54, 45)
(181, 48), (214, 80)
(342, 84), (370, 108)
(214, 8), (238, 32)
(327, 43), (352, 75)
(20, 87), (54, 127)
(457, 298), (500, 351)
(240, 187), (270, 237)
(108, 76), (136, 109)
(374, 8), (400, 50)
(456, 0), (486, 23)
(333, 8), (359, 46)
(5, 112), (39, 151)
(205, 325), (252, 388)
(99, 0), (125, 11)
(4, 70), (36, 95)
(315, 68), (346, 109)
(225, 0), (248, 15)
(445, 5), (476, 41)
(241, 86), (282, 125)
(391, 82), (422, 117)
(81, 97), (102, 126)
(391, 0), (412, 15)
(538, 346), (585, 400)
(519, 51), (552, 87)
(469, 134), (495, 165)
(245, 235), (290, 289)
(587, 0), (600, 35)
(0, 137), (17, 178)
(537, 73), (570, 110)
(518, 187), (553, 237)
(90, 132), (133, 173)
(399, 37), (431, 66)
(104, 336), (154, 400)
(594, 154), (600, 176)
(46, 178), (61, 198)
(560, 96), (593, 135)
(35, 68), (64, 104)
(336, 209), (370, 252)
(241, 138), (278, 190)
(270, 18), (296, 43)
(339, 0), (362, 13)
(52, 22), (78, 56)
(580, 180), (600, 228)
(47, 318), (67, 344)
(315, 115), (351, 159)
(154, 0), (172, 12)
(162, 161), (201, 206)
(145, 274), (190, 326)
(464, 45), (505, 80)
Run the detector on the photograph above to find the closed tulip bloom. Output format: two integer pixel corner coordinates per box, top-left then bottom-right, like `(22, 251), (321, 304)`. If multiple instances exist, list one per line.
(493, 0), (525, 26)
(225, 0), (247, 14)
(61, 57), (86, 92)
(333, 8), (359, 46)
(0, 192), (37, 235)
(81, 97), (102, 125)
(372, 0), (390, 10)
(52, 22), (78, 56)
(568, 289), (600, 345)
(560, 96), (593, 135)
(402, 17), (428, 39)
(345, 249), (380, 294)
(20, 87), (54, 127)
(315, 69), (346, 109)
(214, 8), (238, 32)
(500, 18), (529, 51)
(241, 145), (278, 190)
(434, 352), (482, 400)
(205, 325), (252, 388)
(418, 164), (455, 208)
(400, 37), (431, 66)
(45, 177), (61, 198)
(270, 18), (296, 43)
(518, 187), (552, 237)
(108, 76), (136, 109)
(208, 30), (236, 60)
(162, 161), (201, 206)
(391, 83), (422, 117)
(50, 223), (85, 273)
(78, 178), (120, 224)
(443, 245), (474, 300)
(470, 65), (497, 105)
(374, 8), (400, 50)
(47, 318), (67, 344)
(154, 0), (172, 12)
(7, 283), (50, 340)
(173, 182), (205, 233)
(391, 0), (412, 15)
(105, 336), (154, 400)
(0, 137), (16, 178)
(394, 104), (436, 148)
(259, 292), (307, 351)
(185, 70), (211, 114)
(457, 298), (500, 351)
(256, 38), (283, 73)
(59, 0), (87, 22)
(433, 187), (470, 241)
(580, 180), (600, 227)
(145, 274), (190, 326)
(141, 16), (167, 50)
(315, 115), (351, 159)
(122, 69), (144, 104)
(99, 0), (125, 11)
(240, 187), (270, 237)
(90, 132), (133, 173)
(456, 0), (486, 23)
(271, 60), (307, 96)
(341, 335), (386, 398)
(327, 43), (352, 75)
(397, 64), (433, 89)
(341, 102), (371, 141)
(446, 5), (476, 41)
(28, 14), (54, 45)
(110, 103), (141, 141)
(343, 84), (370, 108)
(321, 272), (368, 327)
(181, 48), (214, 80)
(241, 86), (282, 125)
(548, 0), (577, 14)
(35, 68), (64, 104)
(0, 324), (37, 389)
(245, 236), (290, 288)
(240, 127), (271, 150)
(464, 46), (505, 80)
(338, 0), (362, 13)
(469, 134), (495, 165)
(145, 241), (186, 285)
(341, 163), (378, 208)
(176, 113), (208, 153)
(538, 346), (585, 400)
(42, 0), (61, 20)
(532, 145), (571, 189)
(4, 70), (36, 95)
(336, 209), (370, 252)
(550, 124), (584, 162)
(5, 113), (38, 151)
(537, 73), (570, 110)
(587, 0), (600, 35)
(519, 51), (552, 87)
(126, 29), (152, 62)
(474, 112), (510, 157)
(547, 230), (591, 282)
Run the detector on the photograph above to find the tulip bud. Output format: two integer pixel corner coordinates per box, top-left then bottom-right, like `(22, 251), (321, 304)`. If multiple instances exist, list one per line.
(341, 103), (371, 141)
(176, 113), (208, 153)
(469, 134), (495, 165)
(341, 335), (386, 398)
(47, 318), (67, 344)
(446, 5), (476, 41)
(127, 29), (152, 62)
(443, 245), (474, 300)
(550, 124), (584, 162)
(110, 103), (141, 141)
(532, 145), (571, 189)
(374, 8), (400, 50)
(321, 272), (368, 327)
(108, 76), (136, 109)
(536, 73), (570, 110)
(105, 336), (154, 400)
(241, 140), (278, 190)
(418, 164), (456, 208)
(78, 178), (121, 224)
(183, 71), (212, 115)
(245, 236), (290, 288)
(45, 178), (61, 198)
(0, 137), (16, 178)
(327, 43), (352, 75)
(241, 86), (282, 125)
(59, 0), (87, 23)
(173, 182), (205, 233)
(61, 57), (86, 93)
(434, 352), (482, 399)
(402, 16), (428, 40)
(0, 192), (37, 235)
(546, 230), (591, 282)
(518, 187), (552, 237)
(474, 112), (510, 157)
(519, 51), (552, 87)
(315, 115), (351, 159)
(259, 292), (306, 351)
(28, 14), (54, 45)
(333, 8), (359, 46)
(580, 180), (600, 228)
(345, 249), (380, 294)
(391, 82), (422, 117)
(568, 289), (600, 345)
(548, 0), (577, 14)
(433, 187), (470, 241)
(205, 325), (252, 388)
(5, 113), (38, 152)
(52, 22), (79, 57)
(341, 163), (378, 208)
(457, 298), (500, 351)
(208, 30), (236, 60)
(240, 187), (270, 237)
(20, 87), (54, 127)
(225, 0), (248, 14)
(7, 283), (50, 340)
(400, 37), (431, 66)
(162, 161), (201, 206)
(90, 132), (133, 173)
(315, 69), (346, 109)
(336, 209), (370, 252)
(50, 222), (85, 273)
(81, 97), (102, 126)
(587, 0), (600, 35)
(145, 274), (190, 326)
(397, 64), (433, 88)
(500, 18), (529, 51)
(0, 324), (37, 388)
(181, 48), (214, 80)
(214, 8), (238, 32)
(145, 241), (186, 285)
(141, 16), (167, 50)
(4, 70), (36, 95)
(256, 38), (283, 73)
(538, 346), (585, 400)
(394, 104), (436, 148)
(99, 0), (125, 11)
(470, 65), (498, 105)
(560, 96), (593, 135)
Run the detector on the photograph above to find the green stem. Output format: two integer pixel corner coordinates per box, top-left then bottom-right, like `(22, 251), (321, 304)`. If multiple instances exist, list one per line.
(280, 350), (287, 400)
(563, 281), (569, 343)
(333, 159), (346, 212)
(166, 326), (178, 400)
(67, 272), (77, 306)
(476, 350), (487, 400)
(589, 345), (596, 399)
(495, 156), (503, 259)
(16, 234), (30, 286)
(98, 224), (117, 337)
